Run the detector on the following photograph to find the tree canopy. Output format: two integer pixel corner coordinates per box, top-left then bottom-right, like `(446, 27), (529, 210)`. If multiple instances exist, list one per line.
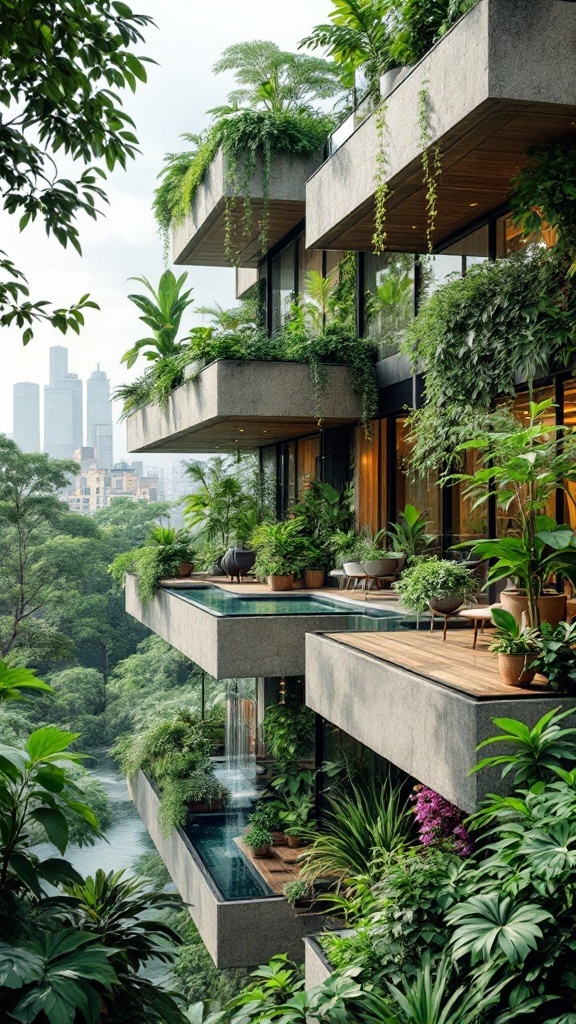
(0, 0), (153, 344)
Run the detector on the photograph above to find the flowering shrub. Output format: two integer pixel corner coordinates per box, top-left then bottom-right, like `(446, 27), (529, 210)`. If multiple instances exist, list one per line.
(412, 785), (473, 856)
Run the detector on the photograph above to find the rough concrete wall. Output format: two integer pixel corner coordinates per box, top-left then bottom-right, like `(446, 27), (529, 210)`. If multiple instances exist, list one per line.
(306, 0), (576, 249)
(126, 361), (361, 455)
(304, 937), (334, 989)
(129, 770), (331, 968)
(305, 634), (576, 812)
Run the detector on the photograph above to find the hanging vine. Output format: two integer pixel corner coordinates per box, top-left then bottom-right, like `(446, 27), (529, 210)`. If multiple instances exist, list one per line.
(372, 101), (390, 255)
(417, 79), (442, 254)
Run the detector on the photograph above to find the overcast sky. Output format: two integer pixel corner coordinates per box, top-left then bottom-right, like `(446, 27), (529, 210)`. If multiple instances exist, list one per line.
(1, 0), (330, 463)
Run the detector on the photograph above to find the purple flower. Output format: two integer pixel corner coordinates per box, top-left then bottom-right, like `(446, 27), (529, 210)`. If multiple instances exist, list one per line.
(411, 785), (473, 858)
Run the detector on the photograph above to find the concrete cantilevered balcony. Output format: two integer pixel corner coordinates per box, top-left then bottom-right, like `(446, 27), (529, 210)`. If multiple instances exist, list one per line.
(173, 147), (322, 267)
(305, 629), (576, 812)
(306, 0), (576, 254)
(125, 359), (361, 454)
(128, 771), (330, 968)
(125, 577), (402, 678)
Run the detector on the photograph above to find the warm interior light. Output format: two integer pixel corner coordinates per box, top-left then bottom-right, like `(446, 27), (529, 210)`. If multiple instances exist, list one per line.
(239, 428), (244, 432)
(469, 202), (478, 207)
(278, 677), (286, 704)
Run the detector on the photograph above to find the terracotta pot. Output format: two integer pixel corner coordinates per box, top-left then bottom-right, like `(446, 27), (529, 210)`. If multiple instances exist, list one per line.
(287, 835), (301, 849)
(271, 830), (287, 846)
(501, 590), (567, 628)
(187, 799), (224, 813)
(252, 845), (271, 858)
(304, 568), (325, 589)
(268, 573), (294, 592)
(293, 577), (303, 590)
(179, 561), (194, 577)
(498, 653), (537, 687)
(428, 595), (464, 615)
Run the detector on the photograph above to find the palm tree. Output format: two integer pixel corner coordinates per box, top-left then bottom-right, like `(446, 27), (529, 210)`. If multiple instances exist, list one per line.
(183, 457), (261, 551)
(121, 270), (195, 369)
(212, 40), (344, 114)
(196, 298), (259, 332)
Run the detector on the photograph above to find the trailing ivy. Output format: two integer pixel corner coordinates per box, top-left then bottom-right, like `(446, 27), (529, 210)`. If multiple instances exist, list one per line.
(510, 139), (576, 270)
(402, 247), (576, 474)
(153, 110), (334, 264)
(417, 79), (441, 253)
(372, 101), (389, 255)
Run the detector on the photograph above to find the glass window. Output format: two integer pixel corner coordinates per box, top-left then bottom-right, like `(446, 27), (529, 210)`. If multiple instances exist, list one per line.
(395, 418), (441, 538)
(496, 214), (558, 257)
(496, 386), (556, 536)
(355, 425), (380, 536)
(419, 253), (462, 305)
(450, 448), (488, 545)
(441, 223), (489, 262)
(563, 380), (576, 529)
(297, 436), (320, 498)
(271, 241), (296, 332)
(297, 235), (323, 298)
(364, 252), (415, 358)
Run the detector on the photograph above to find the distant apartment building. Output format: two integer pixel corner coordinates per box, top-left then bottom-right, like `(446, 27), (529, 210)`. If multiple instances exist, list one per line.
(13, 382), (40, 452)
(67, 455), (162, 513)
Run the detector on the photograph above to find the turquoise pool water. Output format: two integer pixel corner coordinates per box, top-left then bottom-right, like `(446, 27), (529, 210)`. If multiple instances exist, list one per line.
(185, 810), (273, 901)
(165, 585), (402, 630)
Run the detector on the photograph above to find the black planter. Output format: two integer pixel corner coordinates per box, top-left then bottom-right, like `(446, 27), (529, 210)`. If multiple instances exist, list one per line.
(221, 547), (256, 583)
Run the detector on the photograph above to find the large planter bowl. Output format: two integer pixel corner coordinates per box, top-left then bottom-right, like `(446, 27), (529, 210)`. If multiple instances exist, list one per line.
(268, 573), (294, 592)
(498, 653), (538, 687)
(362, 557), (400, 576)
(428, 595), (465, 615)
(501, 590), (567, 628)
(221, 547), (256, 583)
(304, 568), (325, 589)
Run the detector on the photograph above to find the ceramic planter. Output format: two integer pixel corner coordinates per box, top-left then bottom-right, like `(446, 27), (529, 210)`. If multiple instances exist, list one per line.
(287, 835), (301, 849)
(498, 653), (537, 687)
(268, 573), (294, 592)
(186, 799), (224, 813)
(304, 569), (325, 588)
(501, 590), (567, 628)
(251, 845), (271, 858)
(428, 595), (465, 615)
(221, 546), (256, 583)
(362, 557), (400, 576)
(178, 562), (194, 578)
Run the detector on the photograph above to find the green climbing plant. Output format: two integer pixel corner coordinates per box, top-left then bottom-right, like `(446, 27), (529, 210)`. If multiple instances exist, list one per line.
(372, 101), (390, 255)
(417, 79), (442, 254)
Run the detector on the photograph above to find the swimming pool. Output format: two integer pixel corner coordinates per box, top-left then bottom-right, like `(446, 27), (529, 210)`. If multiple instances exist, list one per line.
(165, 584), (403, 631)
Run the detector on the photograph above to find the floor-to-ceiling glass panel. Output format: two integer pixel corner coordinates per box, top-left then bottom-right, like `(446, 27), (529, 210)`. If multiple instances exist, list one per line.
(563, 380), (576, 528)
(395, 417), (441, 538)
(364, 252), (415, 358)
(496, 214), (558, 257)
(355, 425), (380, 536)
(270, 241), (296, 332)
(297, 436), (320, 497)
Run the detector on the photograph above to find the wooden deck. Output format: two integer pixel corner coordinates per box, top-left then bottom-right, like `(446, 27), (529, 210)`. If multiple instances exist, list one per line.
(233, 836), (301, 894)
(326, 628), (553, 700)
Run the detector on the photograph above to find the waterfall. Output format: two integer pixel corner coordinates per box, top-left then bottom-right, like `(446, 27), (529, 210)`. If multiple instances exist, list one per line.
(224, 680), (257, 807)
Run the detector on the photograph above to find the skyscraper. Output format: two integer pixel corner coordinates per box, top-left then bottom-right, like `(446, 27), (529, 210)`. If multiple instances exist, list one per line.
(49, 346), (68, 386)
(44, 347), (83, 460)
(87, 365), (113, 469)
(13, 383), (40, 452)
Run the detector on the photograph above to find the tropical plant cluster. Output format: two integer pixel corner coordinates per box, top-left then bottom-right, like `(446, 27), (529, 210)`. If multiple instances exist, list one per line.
(301, 0), (480, 97)
(403, 142), (576, 475)
(0, 663), (189, 1024)
(116, 711), (229, 837)
(109, 524), (196, 606)
(204, 708), (576, 1024)
(117, 254), (379, 433)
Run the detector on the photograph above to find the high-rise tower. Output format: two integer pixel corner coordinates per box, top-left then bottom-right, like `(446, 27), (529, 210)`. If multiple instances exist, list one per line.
(13, 383), (40, 452)
(87, 365), (113, 470)
(44, 347), (83, 460)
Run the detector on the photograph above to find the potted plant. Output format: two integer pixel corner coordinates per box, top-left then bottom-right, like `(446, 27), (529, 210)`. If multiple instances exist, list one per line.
(490, 608), (540, 687)
(376, 503), (436, 567)
(534, 621), (576, 693)
(252, 518), (308, 591)
(303, 542), (326, 589)
(283, 877), (314, 907)
(244, 822), (273, 858)
(452, 400), (576, 627)
(248, 802), (285, 845)
(393, 557), (477, 614)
